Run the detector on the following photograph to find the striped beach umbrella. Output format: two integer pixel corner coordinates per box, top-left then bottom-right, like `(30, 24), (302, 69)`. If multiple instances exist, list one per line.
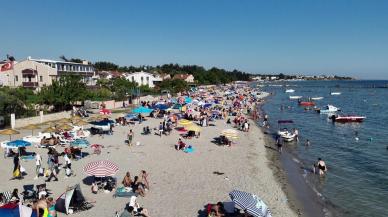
(83, 160), (119, 177)
(229, 190), (272, 217)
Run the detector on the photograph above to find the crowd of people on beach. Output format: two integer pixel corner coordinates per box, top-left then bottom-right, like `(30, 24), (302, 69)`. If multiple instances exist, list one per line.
(1, 83), (279, 217)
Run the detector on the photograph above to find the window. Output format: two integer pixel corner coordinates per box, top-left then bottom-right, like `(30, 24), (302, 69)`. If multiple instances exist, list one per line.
(15, 76), (18, 82)
(40, 76), (43, 82)
(28, 76), (32, 82)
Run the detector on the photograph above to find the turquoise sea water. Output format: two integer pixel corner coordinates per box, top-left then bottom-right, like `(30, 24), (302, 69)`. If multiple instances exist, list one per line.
(260, 80), (388, 217)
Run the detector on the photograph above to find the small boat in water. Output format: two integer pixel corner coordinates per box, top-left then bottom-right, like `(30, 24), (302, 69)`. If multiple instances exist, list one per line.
(289, 96), (302, 100)
(331, 92), (341, 95)
(311, 97), (324, 100)
(317, 105), (340, 114)
(330, 115), (366, 123)
(277, 120), (297, 142)
(285, 89), (295, 93)
(298, 100), (315, 106)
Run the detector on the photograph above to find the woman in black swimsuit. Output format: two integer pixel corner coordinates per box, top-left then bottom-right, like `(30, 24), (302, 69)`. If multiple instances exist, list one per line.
(315, 158), (327, 176)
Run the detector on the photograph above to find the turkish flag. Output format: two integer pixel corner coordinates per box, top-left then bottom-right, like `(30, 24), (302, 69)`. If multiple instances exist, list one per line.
(1, 61), (13, 72)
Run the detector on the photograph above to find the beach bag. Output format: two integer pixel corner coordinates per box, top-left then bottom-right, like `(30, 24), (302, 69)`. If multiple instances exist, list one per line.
(20, 166), (26, 173)
(44, 169), (51, 177)
(39, 167), (44, 175)
(66, 168), (71, 176)
(13, 169), (20, 177)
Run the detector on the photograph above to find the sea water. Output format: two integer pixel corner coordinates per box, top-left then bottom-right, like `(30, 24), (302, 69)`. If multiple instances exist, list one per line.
(260, 80), (388, 217)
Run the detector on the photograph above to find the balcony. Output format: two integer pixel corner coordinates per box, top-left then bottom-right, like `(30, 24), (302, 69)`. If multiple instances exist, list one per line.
(22, 69), (38, 75)
(22, 82), (39, 88)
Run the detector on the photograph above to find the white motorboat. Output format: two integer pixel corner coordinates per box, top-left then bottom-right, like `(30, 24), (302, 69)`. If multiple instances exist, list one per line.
(311, 97), (324, 100)
(289, 96), (302, 100)
(278, 129), (297, 142)
(277, 120), (297, 142)
(317, 104), (340, 114)
(331, 92), (341, 95)
(285, 89), (295, 93)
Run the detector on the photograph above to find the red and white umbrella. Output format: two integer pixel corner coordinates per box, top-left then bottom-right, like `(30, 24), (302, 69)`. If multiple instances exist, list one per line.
(83, 160), (119, 177)
(99, 108), (112, 115)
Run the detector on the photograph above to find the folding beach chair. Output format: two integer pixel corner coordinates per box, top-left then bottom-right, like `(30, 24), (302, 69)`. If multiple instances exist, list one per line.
(22, 184), (37, 201)
(36, 183), (48, 199)
(1, 191), (12, 203)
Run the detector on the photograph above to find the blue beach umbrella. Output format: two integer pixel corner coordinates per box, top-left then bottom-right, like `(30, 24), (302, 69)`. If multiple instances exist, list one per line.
(70, 139), (90, 148)
(153, 104), (169, 110)
(184, 96), (192, 103)
(229, 190), (272, 217)
(7, 140), (31, 148)
(132, 106), (153, 114)
(125, 113), (138, 120)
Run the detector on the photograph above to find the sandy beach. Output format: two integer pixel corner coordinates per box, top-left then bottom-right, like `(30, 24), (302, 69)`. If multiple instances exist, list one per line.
(0, 102), (298, 217)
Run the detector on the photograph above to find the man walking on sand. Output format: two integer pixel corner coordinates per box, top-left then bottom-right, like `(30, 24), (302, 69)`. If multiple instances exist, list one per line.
(35, 153), (42, 179)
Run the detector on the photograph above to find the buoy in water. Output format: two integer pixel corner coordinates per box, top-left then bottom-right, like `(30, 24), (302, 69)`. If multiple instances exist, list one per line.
(355, 137), (359, 141)
(369, 137), (373, 141)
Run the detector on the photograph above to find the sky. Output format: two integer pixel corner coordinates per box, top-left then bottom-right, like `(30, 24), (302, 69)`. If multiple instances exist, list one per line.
(1, 0), (388, 79)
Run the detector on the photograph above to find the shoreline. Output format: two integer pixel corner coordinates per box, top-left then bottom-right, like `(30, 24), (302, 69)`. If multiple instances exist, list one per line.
(257, 93), (335, 217)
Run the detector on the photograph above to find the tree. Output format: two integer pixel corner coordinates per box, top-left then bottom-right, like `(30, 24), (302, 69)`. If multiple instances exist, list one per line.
(39, 75), (87, 111)
(158, 79), (188, 94)
(94, 61), (119, 71)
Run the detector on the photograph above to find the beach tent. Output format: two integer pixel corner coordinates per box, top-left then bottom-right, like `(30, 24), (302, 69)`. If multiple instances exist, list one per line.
(55, 184), (88, 214)
(0, 204), (37, 217)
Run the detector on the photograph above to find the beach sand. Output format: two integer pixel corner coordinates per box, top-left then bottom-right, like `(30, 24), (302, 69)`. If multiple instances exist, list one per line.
(0, 114), (298, 217)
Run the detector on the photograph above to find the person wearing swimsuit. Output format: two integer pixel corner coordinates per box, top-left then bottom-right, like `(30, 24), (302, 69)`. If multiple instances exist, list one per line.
(315, 158), (327, 176)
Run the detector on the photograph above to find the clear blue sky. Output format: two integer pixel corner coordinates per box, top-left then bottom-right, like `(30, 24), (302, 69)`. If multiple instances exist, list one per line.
(1, 0), (387, 79)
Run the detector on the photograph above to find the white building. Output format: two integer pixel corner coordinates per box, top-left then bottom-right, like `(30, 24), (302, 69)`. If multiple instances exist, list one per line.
(124, 71), (162, 88)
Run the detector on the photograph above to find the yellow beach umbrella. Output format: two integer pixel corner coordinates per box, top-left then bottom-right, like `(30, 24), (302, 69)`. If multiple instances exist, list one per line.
(23, 124), (41, 136)
(0, 128), (20, 140)
(185, 124), (202, 132)
(178, 119), (192, 126)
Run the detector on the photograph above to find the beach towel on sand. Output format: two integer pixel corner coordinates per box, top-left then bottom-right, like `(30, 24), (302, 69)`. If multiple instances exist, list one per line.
(184, 146), (194, 153)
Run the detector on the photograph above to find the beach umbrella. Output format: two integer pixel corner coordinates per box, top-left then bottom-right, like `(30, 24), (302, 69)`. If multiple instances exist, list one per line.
(7, 140), (31, 148)
(42, 126), (58, 133)
(185, 124), (202, 132)
(74, 120), (89, 126)
(178, 119), (192, 126)
(57, 124), (73, 131)
(23, 124), (41, 136)
(222, 129), (239, 139)
(99, 108), (112, 115)
(0, 129), (20, 141)
(58, 118), (71, 124)
(83, 160), (119, 177)
(132, 106), (153, 114)
(70, 139), (90, 148)
(153, 104), (169, 110)
(229, 190), (272, 217)
(185, 96), (192, 103)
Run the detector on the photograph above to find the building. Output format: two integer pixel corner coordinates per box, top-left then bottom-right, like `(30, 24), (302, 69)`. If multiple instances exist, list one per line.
(0, 57), (95, 89)
(173, 73), (195, 83)
(124, 71), (162, 88)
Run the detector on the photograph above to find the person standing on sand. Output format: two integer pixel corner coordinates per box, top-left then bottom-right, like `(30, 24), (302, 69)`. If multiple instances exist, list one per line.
(276, 136), (283, 153)
(35, 153), (42, 179)
(127, 129), (134, 146)
(158, 122), (163, 137)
